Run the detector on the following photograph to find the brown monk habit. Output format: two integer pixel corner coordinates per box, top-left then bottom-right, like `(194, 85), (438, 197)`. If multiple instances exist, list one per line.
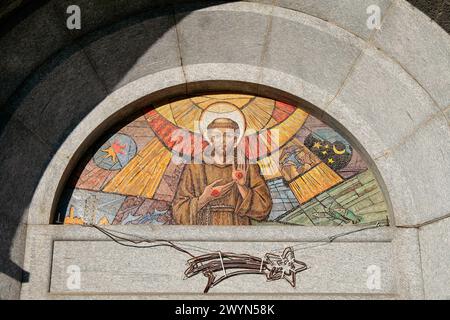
(173, 163), (272, 225)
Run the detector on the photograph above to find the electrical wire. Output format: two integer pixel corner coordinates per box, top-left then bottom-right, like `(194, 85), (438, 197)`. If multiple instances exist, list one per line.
(85, 220), (389, 257)
(83, 221), (388, 293)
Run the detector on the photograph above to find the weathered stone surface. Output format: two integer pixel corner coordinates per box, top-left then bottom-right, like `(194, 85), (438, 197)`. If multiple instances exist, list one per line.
(0, 119), (52, 221)
(419, 217), (450, 299)
(0, 222), (27, 300)
(26, 152), (69, 226)
(406, 0), (441, 20)
(375, 114), (450, 226)
(270, 0), (392, 39)
(49, 240), (394, 294)
(107, 68), (187, 109)
(81, 10), (181, 92)
(53, 0), (133, 37)
(21, 225), (395, 298)
(184, 63), (260, 94)
(0, 0), (202, 109)
(52, 0), (193, 38)
(374, 0), (450, 111)
(0, 119), (52, 299)
(326, 46), (441, 159)
(5, 48), (107, 150)
(437, 1), (450, 33)
(1, 0), (449, 300)
(259, 67), (334, 113)
(392, 228), (424, 299)
(407, 0), (450, 33)
(445, 105), (450, 124)
(20, 226), (54, 299)
(175, 2), (272, 66)
(0, 2), (70, 107)
(263, 7), (364, 106)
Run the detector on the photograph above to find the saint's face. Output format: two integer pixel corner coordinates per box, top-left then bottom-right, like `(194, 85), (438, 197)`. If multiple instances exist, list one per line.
(207, 127), (239, 164)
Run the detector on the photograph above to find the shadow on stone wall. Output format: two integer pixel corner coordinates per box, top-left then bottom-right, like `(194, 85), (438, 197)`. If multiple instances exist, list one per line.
(0, 0), (448, 299)
(0, 0), (237, 298)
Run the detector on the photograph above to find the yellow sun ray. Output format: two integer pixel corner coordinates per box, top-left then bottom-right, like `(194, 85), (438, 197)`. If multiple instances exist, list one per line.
(156, 104), (176, 124)
(103, 139), (172, 198)
(289, 163), (343, 204)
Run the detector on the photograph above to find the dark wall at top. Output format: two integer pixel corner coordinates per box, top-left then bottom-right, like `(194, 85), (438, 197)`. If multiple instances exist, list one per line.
(1, 0), (449, 35)
(408, 0), (450, 32)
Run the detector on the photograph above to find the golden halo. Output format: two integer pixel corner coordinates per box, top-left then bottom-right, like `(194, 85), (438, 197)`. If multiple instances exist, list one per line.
(199, 102), (246, 144)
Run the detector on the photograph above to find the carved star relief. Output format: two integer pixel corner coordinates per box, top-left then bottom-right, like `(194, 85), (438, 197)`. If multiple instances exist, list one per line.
(263, 247), (307, 287)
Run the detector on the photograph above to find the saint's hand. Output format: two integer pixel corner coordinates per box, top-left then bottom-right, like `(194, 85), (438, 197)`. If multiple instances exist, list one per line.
(232, 161), (248, 186)
(198, 179), (234, 209)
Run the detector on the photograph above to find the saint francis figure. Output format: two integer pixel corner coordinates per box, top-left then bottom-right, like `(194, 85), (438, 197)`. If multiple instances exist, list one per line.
(172, 102), (272, 225)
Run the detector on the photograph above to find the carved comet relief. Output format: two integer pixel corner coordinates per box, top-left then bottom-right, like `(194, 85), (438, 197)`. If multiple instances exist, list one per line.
(184, 247), (308, 293)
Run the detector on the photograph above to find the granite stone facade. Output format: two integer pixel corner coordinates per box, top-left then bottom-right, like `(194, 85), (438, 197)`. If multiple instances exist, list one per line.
(0, 0), (449, 299)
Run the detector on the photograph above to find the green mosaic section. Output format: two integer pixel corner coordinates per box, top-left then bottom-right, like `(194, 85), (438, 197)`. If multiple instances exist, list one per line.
(273, 170), (389, 226)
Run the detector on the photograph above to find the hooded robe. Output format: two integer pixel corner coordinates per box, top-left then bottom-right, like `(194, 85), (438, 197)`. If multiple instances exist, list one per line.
(172, 163), (272, 225)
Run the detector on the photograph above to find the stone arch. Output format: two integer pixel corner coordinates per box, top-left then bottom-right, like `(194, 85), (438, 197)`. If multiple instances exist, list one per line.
(32, 79), (394, 227)
(0, 0), (449, 299)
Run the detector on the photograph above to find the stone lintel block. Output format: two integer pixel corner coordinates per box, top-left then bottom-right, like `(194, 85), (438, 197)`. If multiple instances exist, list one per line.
(373, 0), (450, 111)
(326, 46), (441, 159)
(184, 63), (260, 95)
(374, 114), (450, 226)
(419, 216), (450, 299)
(264, 6), (364, 107)
(392, 228), (424, 299)
(268, 0), (392, 40)
(175, 2), (272, 67)
(81, 10), (181, 92)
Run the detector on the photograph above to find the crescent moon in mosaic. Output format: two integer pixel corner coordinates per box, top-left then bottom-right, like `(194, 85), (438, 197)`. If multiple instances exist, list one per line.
(333, 144), (346, 155)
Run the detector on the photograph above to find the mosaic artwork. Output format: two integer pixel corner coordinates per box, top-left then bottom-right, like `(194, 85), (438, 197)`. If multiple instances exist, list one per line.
(57, 94), (389, 226)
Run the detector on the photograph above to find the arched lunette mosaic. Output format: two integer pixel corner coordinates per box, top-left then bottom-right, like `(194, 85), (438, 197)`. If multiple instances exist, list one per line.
(57, 94), (389, 226)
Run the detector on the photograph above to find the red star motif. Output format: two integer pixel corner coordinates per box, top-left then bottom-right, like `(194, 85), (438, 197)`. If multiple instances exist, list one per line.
(111, 141), (126, 155)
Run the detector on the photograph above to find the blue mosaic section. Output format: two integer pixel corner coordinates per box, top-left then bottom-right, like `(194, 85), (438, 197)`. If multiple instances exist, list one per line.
(266, 178), (299, 221)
